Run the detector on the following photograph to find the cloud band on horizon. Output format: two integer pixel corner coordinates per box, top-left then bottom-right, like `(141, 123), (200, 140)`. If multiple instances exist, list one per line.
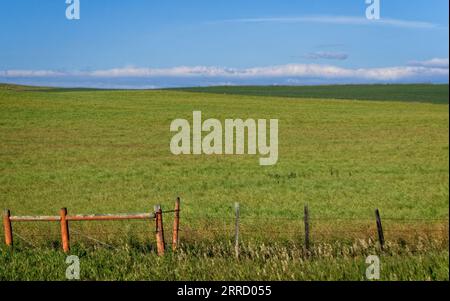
(1, 59), (448, 83)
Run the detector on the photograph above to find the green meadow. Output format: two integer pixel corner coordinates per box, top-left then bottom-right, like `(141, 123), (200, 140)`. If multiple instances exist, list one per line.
(0, 83), (448, 280)
(175, 84), (449, 104)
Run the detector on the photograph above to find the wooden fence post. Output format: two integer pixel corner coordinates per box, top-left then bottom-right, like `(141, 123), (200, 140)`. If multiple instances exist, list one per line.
(304, 205), (310, 254)
(60, 208), (70, 253)
(3, 209), (13, 247)
(375, 209), (385, 250)
(155, 205), (165, 256)
(172, 197), (180, 251)
(234, 202), (240, 259)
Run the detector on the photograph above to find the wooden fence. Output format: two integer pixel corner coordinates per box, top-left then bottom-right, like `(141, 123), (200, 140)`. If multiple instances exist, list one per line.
(2, 197), (181, 256)
(3, 200), (446, 259)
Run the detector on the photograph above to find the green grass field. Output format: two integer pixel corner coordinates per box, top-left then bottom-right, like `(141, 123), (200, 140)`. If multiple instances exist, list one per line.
(0, 83), (448, 280)
(174, 84), (449, 104)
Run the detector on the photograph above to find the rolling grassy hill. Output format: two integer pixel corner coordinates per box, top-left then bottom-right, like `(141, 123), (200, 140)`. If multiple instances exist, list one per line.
(173, 84), (449, 104)
(0, 83), (448, 280)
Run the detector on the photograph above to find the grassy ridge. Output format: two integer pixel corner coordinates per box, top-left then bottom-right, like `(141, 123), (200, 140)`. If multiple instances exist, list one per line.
(0, 85), (447, 220)
(0, 84), (448, 280)
(173, 84), (449, 104)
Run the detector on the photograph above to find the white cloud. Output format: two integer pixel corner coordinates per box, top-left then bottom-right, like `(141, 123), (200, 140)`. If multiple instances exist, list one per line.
(1, 63), (448, 82)
(89, 66), (235, 77)
(304, 51), (349, 60)
(233, 65), (448, 80)
(408, 58), (449, 69)
(0, 70), (65, 77)
(208, 15), (439, 29)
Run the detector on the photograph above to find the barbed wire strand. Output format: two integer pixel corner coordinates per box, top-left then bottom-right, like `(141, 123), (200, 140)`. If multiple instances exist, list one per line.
(13, 232), (39, 248)
(70, 229), (119, 250)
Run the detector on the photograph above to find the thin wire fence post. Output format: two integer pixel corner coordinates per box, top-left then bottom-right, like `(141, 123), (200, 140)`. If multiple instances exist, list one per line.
(375, 209), (385, 250)
(304, 205), (310, 255)
(234, 202), (240, 259)
(172, 197), (180, 251)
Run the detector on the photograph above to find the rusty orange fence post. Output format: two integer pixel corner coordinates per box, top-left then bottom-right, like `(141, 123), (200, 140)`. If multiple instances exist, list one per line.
(60, 208), (70, 253)
(172, 197), (180, 251)
(154, 205), (165, 256)
(3, 209), (13, 247)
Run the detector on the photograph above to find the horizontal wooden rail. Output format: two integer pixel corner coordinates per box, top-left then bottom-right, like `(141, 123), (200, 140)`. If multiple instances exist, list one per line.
(67, 213), (155, 221)
(10, 215), (60, 222)
(8, 213), (155, 222)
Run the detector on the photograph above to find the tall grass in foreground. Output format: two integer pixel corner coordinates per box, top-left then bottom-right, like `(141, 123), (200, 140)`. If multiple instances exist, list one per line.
(1, 237), (448, 281)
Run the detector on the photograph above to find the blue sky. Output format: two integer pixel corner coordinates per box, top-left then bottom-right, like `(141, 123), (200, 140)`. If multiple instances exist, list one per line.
(0, 0), (448, 88)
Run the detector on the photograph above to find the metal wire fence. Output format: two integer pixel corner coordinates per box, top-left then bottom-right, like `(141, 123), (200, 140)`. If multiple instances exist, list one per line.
(2, 201), (449, 254)
(12, 222), (446, 250)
